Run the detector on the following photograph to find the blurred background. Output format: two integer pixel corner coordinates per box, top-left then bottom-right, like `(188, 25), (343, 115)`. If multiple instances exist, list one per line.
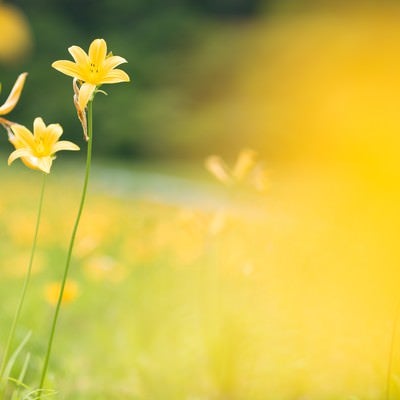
(0, 0), (397, 165)
(2, 0), (400, 398)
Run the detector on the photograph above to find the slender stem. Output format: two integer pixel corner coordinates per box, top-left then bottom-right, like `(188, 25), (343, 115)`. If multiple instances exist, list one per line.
(386, 299), (400, 400)
(38, 101), (93, 395)
(0, 173), (47, 386)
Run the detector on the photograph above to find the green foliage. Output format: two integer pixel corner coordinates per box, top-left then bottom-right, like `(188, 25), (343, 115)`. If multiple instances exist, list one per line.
(0, 0), (265, 160)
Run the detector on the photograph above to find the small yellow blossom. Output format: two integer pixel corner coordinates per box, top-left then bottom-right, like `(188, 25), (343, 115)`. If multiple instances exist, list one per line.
(44, 280), (79, 306)
(0, 72), (27, 126)
(52, 38), (130, 111)
(8, 117), (80, 173)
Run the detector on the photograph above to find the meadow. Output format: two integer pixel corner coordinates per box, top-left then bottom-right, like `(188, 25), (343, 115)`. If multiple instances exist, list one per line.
(1, 153), (399, 399)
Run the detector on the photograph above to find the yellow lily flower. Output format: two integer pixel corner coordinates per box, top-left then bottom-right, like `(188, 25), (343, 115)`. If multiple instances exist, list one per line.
(205, 148), (269, 192)
(8, 117), (80, 173)
(52, 38), (130, 110)
(0, 72), (27, 126)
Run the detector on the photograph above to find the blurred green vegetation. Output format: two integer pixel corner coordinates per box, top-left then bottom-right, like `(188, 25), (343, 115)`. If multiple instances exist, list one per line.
(1, 0), (399, 161)
(0, 0), (265, 160)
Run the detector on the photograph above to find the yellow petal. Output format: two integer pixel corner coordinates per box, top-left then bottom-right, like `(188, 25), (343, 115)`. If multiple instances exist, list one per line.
(45, 123), (64, 141)
(33, 116), (46, 133)
(52, 60), (84, 80)
(103, 55), (127, 70)
(0, 72), (27, 115)
(53, 140), (80, 152)
(68, 45), (89, 65)
(101, 69), (130, 84)
(232, 149), (257, 181)
(36, 156), (53, 174)
(78, 82), (96, 111)
(205, 156), (232, 185)
(8, 147), (32, 165)
(21, 156), (42, 171)
(8, 149), (43, 172)
(88, 38), (107, 67)
(10, 123), (35, 148)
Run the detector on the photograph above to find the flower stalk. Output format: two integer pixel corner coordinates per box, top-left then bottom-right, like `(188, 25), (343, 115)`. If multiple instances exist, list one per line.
(38, 100), (93, 396)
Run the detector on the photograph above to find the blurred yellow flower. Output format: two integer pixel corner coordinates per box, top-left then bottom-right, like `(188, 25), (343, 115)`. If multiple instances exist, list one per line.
(44, 280), (79, 306)
(232, 148), (257, 181)
(205, 155), (233, 186)
(0, 3), (31, 64)
(0, 72), (27, 127)
(52, 38), (130, 111)
(205, 148), (269, 192)
(8, 117), (79, 173)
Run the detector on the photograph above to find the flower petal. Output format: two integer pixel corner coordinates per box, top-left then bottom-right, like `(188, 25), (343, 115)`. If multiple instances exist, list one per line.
(10, 123), (35, 148)
(21, 156), (42, 171)
(88, 39), (107, 67)
(52, 60), (84, 80)
(0, 72), (27, 115)
(45, 123), (64, 141)
(36, 156), (53, 174)
(101, 69), (130, 84)
(78, 82), (96, 111)
(53, 140), (80, 153)
(232, 149), (257, 181)
(8, 147), (32, 165)
(205, 156), (233, 185)
(103, 55), (127, 70)
(68, 45), (89, 65)
(33, 117), (46, 133)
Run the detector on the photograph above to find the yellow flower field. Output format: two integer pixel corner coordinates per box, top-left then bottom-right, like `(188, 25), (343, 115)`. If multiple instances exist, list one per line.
(1, 154), (399, 399)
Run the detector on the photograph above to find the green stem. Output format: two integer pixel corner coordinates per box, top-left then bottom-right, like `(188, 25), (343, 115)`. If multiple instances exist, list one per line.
(38, 101), (93, 396)
(386, 299), (400, 400)
(0, 173), (46, 388)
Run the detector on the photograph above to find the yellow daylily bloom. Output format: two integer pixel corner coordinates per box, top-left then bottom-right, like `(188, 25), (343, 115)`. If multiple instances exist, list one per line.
(52, 38), (130, 110)
(8, 117), (80, 173)
(205, 148), (269, 191)
(0, 72), (27, 126)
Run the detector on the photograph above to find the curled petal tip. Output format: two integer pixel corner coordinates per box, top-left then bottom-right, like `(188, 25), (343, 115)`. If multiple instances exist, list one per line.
(0, 72), (28, 116)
